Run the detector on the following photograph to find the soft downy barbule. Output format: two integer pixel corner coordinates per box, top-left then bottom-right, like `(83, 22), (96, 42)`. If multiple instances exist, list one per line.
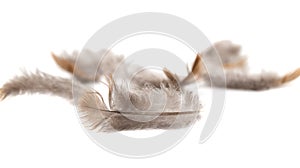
(0, 40), (299, 132)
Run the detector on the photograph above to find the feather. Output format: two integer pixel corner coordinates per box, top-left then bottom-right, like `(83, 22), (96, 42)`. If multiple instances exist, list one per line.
(52, 49), (123, 82)
(201, 40), (300, 90)
(205, 68), (300, 90)
(78, 89), (201, 132)
(0, 70), (85, 101)
(78, 72), (202, 132)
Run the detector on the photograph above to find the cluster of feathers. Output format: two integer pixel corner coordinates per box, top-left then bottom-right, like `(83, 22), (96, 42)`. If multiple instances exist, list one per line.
(1, 41), (300, 132)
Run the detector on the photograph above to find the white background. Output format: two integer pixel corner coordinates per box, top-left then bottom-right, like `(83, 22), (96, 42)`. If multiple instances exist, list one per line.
(1, 0), (300, 167)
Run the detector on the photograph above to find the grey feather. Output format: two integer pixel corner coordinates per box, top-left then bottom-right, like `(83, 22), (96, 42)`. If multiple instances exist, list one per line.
(201, 40), (300, 90)
(0, 71), (86, 101)
(78, 89), (201, 132)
